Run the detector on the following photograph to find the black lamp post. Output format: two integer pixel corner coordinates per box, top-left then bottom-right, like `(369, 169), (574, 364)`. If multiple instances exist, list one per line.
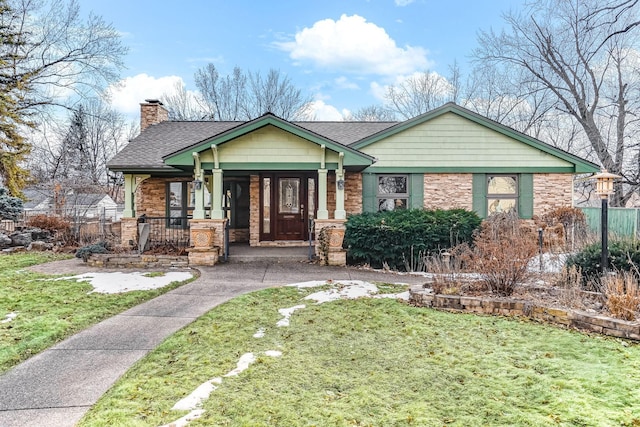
(593, 169), (619, 274)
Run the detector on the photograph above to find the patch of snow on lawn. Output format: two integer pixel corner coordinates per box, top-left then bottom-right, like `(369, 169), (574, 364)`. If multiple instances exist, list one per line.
(53, 271), (193, 294)
(287, 280), (331, 288)
(172, 378), (222, 411)
(303, 280), (380, 304)
(276, 304), (306, 327)
(265, 350), (282, 357)
(1, 312), (17, 323)
(528, 253), (569, 274)
(253, 328), (265, 338)
(224, 352), (256, 377)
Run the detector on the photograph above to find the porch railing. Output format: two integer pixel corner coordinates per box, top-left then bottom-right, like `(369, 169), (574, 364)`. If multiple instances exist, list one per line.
(140, 216), (190, 251)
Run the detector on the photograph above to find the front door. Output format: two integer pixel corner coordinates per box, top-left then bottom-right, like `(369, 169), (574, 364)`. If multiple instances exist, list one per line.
(260, 173), (315, 241)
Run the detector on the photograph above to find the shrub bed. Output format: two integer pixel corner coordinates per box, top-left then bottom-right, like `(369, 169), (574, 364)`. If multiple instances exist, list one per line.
(344, 208), (481, 270)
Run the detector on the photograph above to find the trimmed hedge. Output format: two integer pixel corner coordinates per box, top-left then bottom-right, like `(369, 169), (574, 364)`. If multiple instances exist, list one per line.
(566, 240), (640, 284)
(344, 208), (481, 270)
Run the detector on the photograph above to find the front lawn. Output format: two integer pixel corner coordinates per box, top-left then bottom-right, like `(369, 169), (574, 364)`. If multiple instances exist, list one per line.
(79, 282), (640, 427)
(0, 252), (195, 373)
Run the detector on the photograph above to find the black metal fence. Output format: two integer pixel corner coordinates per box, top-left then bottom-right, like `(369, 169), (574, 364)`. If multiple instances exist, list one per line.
(139, 216), (190, 251)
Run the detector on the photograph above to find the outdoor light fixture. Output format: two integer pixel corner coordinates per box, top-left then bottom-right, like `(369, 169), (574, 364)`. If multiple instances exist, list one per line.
(337, 179), (345, 190)
(592, 169), (620, 273)
(193, 179), (203, 190)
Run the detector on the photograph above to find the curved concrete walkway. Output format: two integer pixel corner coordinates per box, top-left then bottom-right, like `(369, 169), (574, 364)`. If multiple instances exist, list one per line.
(0, 259), (426, 427)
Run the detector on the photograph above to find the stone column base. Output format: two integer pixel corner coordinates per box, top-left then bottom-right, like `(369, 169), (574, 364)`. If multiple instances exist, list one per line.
(188, 247), (220, 266)
(314, 219), (347, 266)
(120, 218), (138, 248)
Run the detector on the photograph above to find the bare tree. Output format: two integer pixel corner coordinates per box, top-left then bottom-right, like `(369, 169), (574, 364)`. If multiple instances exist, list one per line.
(194, 64), (246, 120)
(5, 0), (126, 113)
(187, 64), (313, 121)
(473, 0), (640, 206)
(0, 0), (126, 194)
(245, 69), (312, 120)
(384, 71), (457, 120)
(343, 105), (397, 121)
(28, 98), (131, 196)
(161, 81), (205, 121)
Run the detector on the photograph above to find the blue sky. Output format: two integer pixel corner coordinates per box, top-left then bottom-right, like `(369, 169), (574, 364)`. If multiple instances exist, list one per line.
(81, 0), (524, 120)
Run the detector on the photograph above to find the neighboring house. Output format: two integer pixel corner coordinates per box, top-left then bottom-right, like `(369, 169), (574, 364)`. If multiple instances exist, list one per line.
(66, 193), (119, 220)
(22, 188), (52, 213)
(108, 100), (599, 265)
(22, 188), (119, 220)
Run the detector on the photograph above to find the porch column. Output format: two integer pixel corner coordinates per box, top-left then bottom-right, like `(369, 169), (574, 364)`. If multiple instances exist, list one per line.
(211, 169), (224, 219)
(334, 153), (346, 220)
(122, 173), (150, 218)
(192, 153), (206, 219)
(123, 174), (135, 218)
(317, 169), (329, 219)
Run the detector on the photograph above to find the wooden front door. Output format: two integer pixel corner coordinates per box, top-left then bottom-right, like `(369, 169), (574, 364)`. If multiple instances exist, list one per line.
(260, 173), (315, 241)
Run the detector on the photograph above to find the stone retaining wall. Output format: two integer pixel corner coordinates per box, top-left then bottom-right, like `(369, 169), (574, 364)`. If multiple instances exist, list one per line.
(410, 287), (640, 341)
(86, 253), (189, 269)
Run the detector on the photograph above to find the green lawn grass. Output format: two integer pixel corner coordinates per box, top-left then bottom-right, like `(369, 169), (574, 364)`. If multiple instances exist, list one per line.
(79, 284), (640, 427)
(0, 252), (195, 373)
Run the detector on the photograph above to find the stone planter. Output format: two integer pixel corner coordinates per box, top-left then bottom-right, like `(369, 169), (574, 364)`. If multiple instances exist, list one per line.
(326, 227), (345, 249)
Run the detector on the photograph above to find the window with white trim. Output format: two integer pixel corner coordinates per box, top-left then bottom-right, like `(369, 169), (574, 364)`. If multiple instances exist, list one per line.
(377, 175), (408, 211)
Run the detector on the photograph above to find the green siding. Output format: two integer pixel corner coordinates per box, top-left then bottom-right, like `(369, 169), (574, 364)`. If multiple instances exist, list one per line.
(410, 173), (424, 209)
(358, 114), (574, 170)
(472, 174), (486, 217)
(362, 173), (377, 213)
(519, 173), (534, 219)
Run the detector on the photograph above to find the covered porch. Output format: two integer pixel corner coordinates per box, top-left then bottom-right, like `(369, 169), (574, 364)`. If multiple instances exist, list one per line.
(119, 114), (374, 266)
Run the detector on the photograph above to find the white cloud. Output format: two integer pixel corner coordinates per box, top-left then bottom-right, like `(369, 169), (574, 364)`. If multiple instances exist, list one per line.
(276, 14), (430, 76)
(335, 76), (360, 90)
(105, 73), (185, 115)
(307, 100), (347, 120)
(395, 0), (415, 5)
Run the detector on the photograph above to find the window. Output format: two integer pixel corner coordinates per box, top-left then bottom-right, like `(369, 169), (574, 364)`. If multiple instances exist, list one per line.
(166, 181), (211, 228)
(377, 175), (408, 211)
(487, 175), (518, 215)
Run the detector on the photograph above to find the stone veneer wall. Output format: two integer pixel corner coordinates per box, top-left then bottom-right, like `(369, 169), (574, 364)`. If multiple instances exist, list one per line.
(423, 173), (473, 210)
(325, 171), (361, 215)
(135, 177), (191, 218)
(533, 173), (574, 217)
(421, 173), (574, 214)
(410, 287), (640, 341)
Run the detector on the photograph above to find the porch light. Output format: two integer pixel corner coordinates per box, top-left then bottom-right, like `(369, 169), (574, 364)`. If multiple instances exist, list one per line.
(592, 169), (620, 274)
(193, 179), (203, 190)
(337, 179), (345, 190)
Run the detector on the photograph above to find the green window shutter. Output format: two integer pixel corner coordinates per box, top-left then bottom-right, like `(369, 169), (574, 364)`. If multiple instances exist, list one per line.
(410, 173), (424, 209)
(362, 173), (376, 213)
(519, 173), (534, 219)
(472, 174), (486, 218)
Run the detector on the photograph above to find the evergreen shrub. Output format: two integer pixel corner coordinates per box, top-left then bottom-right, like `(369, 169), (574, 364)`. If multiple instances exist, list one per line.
(75, 240), (109, 262)
(344, 208), (481, 270)
(566, 240), (640, 286)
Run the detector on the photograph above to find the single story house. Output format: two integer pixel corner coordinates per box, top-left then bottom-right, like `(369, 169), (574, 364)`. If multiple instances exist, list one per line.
(22, 188), (119, 220)
(108, 100), (599, 265)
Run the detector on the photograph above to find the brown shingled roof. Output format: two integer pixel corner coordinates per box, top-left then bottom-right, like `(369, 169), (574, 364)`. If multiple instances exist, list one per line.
(107, 120), (397, 171)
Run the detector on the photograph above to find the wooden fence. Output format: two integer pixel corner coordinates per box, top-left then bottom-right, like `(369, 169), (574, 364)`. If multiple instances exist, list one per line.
(580, 207), (640, 239)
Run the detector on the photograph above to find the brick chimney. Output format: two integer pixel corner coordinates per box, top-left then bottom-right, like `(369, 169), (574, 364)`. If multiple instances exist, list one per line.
(140, 99), (169, 132)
